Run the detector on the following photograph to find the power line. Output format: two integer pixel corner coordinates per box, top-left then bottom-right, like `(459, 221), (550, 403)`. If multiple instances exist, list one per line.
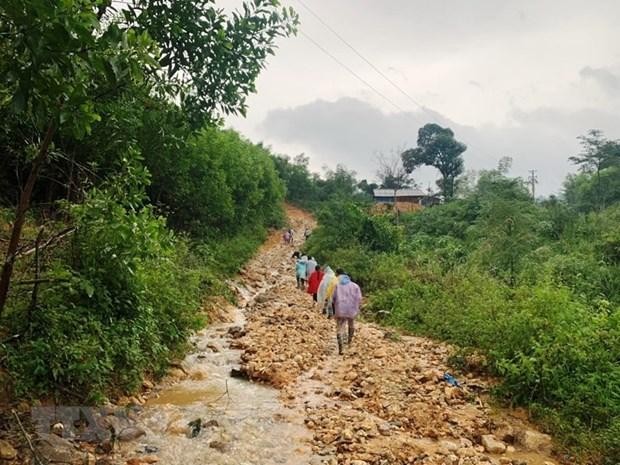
(299, 30), (410, 116)
(294, 0), (430, 116)
(294, 1), (499, 167)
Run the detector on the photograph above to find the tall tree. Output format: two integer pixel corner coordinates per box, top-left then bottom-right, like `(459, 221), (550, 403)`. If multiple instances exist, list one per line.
(122, 0), (298, 126)
(569, 129), (620, 210)
(401, 123), (466, 200)
(0, 0), (157, 313)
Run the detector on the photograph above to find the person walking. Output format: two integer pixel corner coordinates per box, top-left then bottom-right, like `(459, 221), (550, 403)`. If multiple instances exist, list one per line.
(307, 265), (324, 304)
(332, 269), (362, 355)
(295, 255), (308, 290)
(317, 266), (337, 318)
(305, 256), (317, 281)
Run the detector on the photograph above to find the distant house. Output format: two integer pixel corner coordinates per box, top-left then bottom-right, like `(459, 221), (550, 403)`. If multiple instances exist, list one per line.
(373, 188), (440, 211)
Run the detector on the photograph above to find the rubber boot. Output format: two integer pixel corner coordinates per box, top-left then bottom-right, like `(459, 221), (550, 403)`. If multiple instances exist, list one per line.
(348, 326), (355, 345)
(337, 334), (344, 355)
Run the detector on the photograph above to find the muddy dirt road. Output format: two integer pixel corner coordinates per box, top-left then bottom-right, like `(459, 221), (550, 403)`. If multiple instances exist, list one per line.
(113, 206), (559, 465)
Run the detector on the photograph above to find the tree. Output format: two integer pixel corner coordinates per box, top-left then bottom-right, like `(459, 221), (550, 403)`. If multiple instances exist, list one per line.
(357, 179), (379, 197)
(401, 123), (467, 200)
(376, 152), (413, 190)
(569, 129), (620, 210)
(0, 0), (157, 313)
(122, 0), (298, 126)
(0, 0), (298, 313)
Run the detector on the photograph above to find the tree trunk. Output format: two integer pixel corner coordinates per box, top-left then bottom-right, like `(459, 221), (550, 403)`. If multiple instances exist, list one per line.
(0, 122), (56, 314)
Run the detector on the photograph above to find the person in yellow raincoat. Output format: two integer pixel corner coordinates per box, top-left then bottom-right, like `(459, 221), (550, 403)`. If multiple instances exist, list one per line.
(317, 266), (339, 318)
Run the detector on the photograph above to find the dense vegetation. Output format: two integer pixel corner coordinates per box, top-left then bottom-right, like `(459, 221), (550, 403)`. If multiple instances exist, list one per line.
(0, 0), (296, 402)
(303, 134), (620, 463)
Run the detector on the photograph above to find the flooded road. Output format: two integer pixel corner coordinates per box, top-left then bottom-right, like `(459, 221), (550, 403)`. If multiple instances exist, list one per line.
(117, 229), (317, 465)
(111, 206), (562, 465)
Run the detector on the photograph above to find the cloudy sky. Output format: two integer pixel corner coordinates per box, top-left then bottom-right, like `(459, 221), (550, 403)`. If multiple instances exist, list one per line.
(224, 0), (620, 196)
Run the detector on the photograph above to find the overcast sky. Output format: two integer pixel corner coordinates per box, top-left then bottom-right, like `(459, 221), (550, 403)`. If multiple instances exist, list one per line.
(224, 0), (620, 196)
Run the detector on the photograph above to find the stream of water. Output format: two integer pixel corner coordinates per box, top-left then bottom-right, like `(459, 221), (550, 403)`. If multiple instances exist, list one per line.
(118, 280), (314, 465)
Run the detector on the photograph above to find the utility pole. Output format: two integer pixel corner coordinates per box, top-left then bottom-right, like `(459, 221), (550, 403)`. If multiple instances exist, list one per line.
(528, 170), (538, 199)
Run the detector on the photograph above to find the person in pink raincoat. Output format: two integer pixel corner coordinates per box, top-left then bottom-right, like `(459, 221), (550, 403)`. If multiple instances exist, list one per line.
(332, 269), (362, 355)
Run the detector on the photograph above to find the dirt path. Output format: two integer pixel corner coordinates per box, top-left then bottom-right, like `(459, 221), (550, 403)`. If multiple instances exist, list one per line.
(232, 206), (559, 465)
(0, 207), (562, 465)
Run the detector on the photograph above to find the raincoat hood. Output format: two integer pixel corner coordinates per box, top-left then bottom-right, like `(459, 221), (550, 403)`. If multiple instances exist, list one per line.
(339, 274), (351, 285)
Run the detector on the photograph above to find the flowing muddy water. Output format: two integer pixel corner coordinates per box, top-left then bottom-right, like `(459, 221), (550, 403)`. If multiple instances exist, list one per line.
(118, 271), (316, 464)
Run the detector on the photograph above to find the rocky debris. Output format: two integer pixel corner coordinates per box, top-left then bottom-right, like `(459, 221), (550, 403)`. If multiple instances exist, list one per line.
(234, 286), (333, 387)
(89, 208), (559, 465)
(230, 367), (249, 379)
(0, 439), (17, 460)
(34, 433), (87, 464)
(481, 434), (507, 454)
(126, 456), (159, 465)
(226, 209), (560, 465)
(117, 426), (146, 442)
(516, 429), (553, 452)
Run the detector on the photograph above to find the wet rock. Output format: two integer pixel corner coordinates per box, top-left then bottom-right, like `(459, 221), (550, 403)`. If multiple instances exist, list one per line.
(230, 367), (249, 379)
(167, 368), (186, 379)
(516, 430), (552, 452)
(0, 440), (17, 460)
(188, 418), (202, 438)
(117, 426), (146, 442)
(208, 440), (228, 452)
(166, 420), (189, 435)
(227, 326), (246, 338)
(35, 433), (82, 464)
(481, 434), (506, 454)
(142, 380), (154, 390)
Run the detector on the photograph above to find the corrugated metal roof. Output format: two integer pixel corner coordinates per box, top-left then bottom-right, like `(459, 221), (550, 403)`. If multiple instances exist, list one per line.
(373, 188), (427, 197)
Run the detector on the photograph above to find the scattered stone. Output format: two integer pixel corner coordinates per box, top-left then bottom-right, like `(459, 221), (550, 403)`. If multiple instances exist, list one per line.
(142, 380), (154, 390)
(208, 440), (227, 452)
(35, 433), (81, 464)
(230, 367), (249, 379)
(140, 455), (159, 464)
(437, 440), (459, 452)
(0, 440), (17, 460)
(166, 420), (189, 435)
(481, 434), (507, 454)
(117, 426), (146, 442)
(516, 430), (553, 452)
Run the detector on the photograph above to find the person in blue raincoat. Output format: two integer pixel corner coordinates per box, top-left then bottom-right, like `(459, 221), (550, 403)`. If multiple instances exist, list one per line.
(295, 255), (308, 290)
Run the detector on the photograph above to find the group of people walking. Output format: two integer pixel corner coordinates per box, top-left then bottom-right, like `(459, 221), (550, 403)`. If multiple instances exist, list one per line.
(291, 250), (362, 355)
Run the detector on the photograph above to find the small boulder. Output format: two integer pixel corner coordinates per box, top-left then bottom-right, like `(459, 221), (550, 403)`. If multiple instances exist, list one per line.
(35, 433), (80, 464)
(516, 430), (552, 452)
(481, 434), (507, 454)
(117, 426), (146, 442)
(0, 440), (17, 460)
